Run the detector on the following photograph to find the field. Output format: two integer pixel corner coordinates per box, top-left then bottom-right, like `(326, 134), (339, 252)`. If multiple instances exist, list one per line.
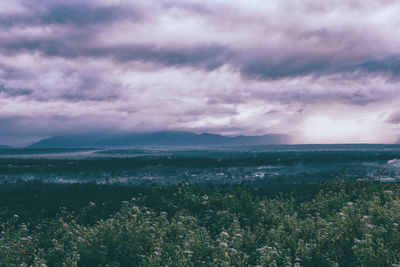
(1, 145), (400, 266)
(1, 145), (400, 185)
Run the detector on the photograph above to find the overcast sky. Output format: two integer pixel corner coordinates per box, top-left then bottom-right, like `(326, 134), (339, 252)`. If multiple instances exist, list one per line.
(1, 0), (400, 145)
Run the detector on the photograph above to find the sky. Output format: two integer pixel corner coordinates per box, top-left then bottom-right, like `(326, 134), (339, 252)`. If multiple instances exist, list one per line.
(1, 0), (400, 145)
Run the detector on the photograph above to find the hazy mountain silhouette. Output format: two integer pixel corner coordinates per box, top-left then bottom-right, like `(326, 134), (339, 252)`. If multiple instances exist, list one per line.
(0, 145), (12, 149)
(29, 131), (290, 148)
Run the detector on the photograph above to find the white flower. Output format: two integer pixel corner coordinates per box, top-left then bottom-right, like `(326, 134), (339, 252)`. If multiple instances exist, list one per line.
(221, 232), (229, 237)
(346, 202), (354, 206)
(257, 246), (272, 251)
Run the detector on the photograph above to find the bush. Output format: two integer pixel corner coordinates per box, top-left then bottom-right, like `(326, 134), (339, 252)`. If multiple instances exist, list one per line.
(1, 181), (400, 266)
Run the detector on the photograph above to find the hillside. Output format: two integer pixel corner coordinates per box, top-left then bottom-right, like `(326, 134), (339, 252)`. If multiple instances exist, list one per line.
(29, 131), (290, 148)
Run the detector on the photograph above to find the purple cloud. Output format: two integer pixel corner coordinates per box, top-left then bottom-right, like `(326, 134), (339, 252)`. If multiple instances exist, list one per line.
(1, 0), (400, 145)
(386, 110), (400, 124)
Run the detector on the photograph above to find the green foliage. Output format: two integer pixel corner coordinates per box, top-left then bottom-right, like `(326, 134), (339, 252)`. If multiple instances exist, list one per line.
(1, 181), (400, 266)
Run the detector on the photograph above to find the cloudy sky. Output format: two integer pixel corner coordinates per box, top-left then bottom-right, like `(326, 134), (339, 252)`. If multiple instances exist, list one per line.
(1, 0), (400, 145)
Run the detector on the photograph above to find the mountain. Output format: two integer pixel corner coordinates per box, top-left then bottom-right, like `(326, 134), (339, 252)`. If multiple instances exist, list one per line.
(0, 145), (12, 149)
(29, 131), (290, 148)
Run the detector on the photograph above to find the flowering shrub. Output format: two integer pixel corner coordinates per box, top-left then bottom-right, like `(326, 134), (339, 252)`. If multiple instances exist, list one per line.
(1, 180), (400, 266)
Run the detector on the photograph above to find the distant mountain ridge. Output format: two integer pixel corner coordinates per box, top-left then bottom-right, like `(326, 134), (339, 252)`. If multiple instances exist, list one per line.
(0, 145), (12, 149)
(29, 131), (290, 148)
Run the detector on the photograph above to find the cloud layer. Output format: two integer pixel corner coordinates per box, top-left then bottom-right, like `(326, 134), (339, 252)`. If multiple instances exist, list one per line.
(1, 0), (400, 145)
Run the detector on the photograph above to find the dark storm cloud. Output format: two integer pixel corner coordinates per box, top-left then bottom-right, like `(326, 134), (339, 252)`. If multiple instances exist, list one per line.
(40, 5), (136, 26)
(386, 110), (400, 124)
(1, 1), (399, 81)
(89, 45), (234, 70)
(1, 39), (76, 58)
(0, 1), (143, 27)
(237, 53), (400, 81)
(239, 55), (330, 79)
(357, 56), (400, 79)
(258, 89), (391, 106)
(0, 65), (34, 97)
(0, 114), (120, 138)
(57, 76), (120, 102)
(0, 60), (120, 102)
(340, 90), (389, 106)
(1, 37), (234, 71)
(0, 85), (32, 97)
(4, 40), (400, 82)
(3, 33), (393, 81)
